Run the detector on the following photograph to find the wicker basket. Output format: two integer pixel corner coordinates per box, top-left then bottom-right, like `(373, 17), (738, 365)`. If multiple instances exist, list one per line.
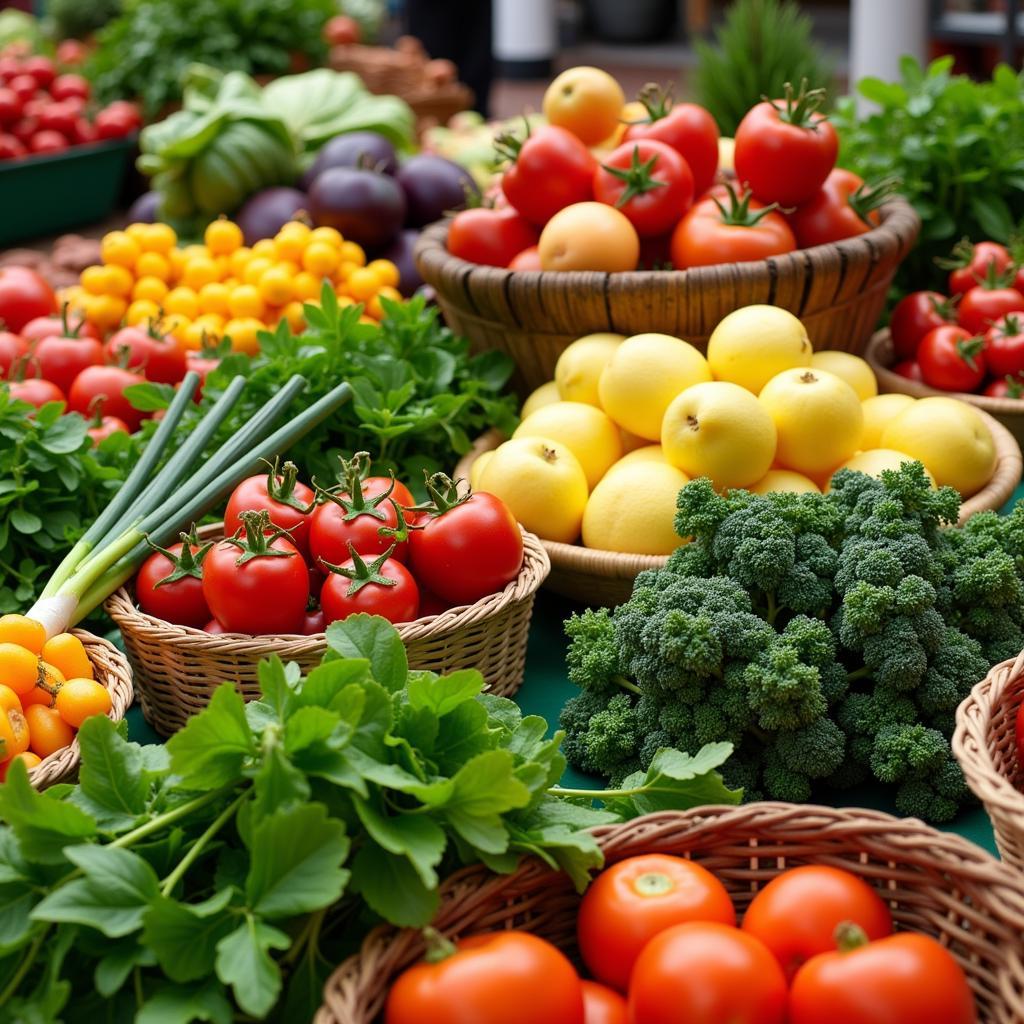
(455, 418), (1023, 606)
(416, 199), (921, 395)
(316, 803), (1024, 1024)
(106, 525), (549, 736)
(866, 329), (1024, 447)
(29, 630), (134, 790)
(954, 653), (1024, 873)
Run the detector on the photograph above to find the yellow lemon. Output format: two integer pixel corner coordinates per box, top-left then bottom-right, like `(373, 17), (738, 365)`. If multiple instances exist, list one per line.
(706, 305), (812, 394)
(521, 381), (560, 419)
(599, 332), (712, 440)
(810, 351), (878, 400)
(758, 368), (863, 476)
(662, 381), (777, 490)
(469, 450), (494, 492)
(582, 461), (690, 555)
(881, 397), (995, 497)
(514, 401), (623, 489)
(611, 445), (667, 468)
(860, 394), (916, 449)
(749, 469), (820, 495)
(479, 437), (589, 543)
(827, 449), (937, 491)
(554, 332), (625, 406)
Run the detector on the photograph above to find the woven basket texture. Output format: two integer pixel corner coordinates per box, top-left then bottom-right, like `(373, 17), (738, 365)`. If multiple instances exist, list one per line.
(416, 198), (921, 395)
(316, 803), (1024, 1024)
(106, 525), (549, 737)
(29, 630), (134, 790)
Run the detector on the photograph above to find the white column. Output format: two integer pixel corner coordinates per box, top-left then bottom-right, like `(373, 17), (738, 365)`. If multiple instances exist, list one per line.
(493, 0), (557, 74)
(850, 0), (928, 108)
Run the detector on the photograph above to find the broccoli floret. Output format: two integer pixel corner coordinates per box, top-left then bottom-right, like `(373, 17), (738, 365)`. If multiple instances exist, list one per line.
(917, 628), (989, 721)
(639, 730), (673, 768)
(869, 723), (949, 784)
(558, 690), (608, 773)
(894, 758), (971, 823)
(674, 477), (738, 541)
(711, 501), (797, 593)
(773, 717), (846, 779)
(835, 689), (919, 767)
(744, 643), (826, 731)
(565, 608), (621, 693)
(778, 614), (836, 666)
(762, 746), (813, 802)
(563, 694), (642, 784)
(719, 742), (764, 801)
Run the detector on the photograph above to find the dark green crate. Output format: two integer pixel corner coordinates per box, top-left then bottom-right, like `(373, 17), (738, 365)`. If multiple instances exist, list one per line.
(0, 136), (137, 247)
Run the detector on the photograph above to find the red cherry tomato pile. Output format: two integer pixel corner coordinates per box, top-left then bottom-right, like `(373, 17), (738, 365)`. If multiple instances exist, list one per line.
(889, 238), (1024, 397)
(385, 856), (977, 1024)
(134, 453), (525, 637)
(0, 45), (140, 161)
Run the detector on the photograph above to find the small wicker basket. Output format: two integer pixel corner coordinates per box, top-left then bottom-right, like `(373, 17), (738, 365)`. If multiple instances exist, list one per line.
(106, 526), (549, 736)
(29, 630), (134, 790)
(954, 652), (1024, 873)
(316, 803), (1024, 1024)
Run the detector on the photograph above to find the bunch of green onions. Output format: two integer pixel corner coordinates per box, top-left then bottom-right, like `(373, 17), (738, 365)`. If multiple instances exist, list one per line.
(27, 371), (352, 638)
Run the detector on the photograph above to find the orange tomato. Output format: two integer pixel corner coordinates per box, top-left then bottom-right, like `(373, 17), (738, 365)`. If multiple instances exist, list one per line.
(41, 633), (93, 681)
(538, 203), (639, 272)
(581, 981), (628, 1024)
(0, 643), (39, 695)
(55, 678), (112, 728)
(0, 750), (41, 781)
(22, 661), (65, 707)
(24, 704), (74, 758)
(0, 684), (23, 713)
(543, 66), (625, 146)
(0, 614), (46, 653)
(0, 706), (29, 760)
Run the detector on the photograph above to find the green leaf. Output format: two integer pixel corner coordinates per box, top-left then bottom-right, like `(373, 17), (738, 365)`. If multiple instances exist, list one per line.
(70, 716), (151, 830)
(350, 843), (440, 926)
(296, 659), (372, 710)
(124, 382), (175, 412)
(352, 797), (447, 887)
(325, 613), (408, 692)
(0, 884), (34, 951)
(969, 192), (1015, 241)
(215, 916), (290, 1018)
(284, 705), (344, 753)
(407, 668), (483, 715)
(256, 654), (301, 718)
(252, 744), (310, 816)
(137, 983), (233, 1024)
(167, 684), (255, 790)
(143, 891), (236, 983)
(10, 508), (41, 534)
(95, 942), (157, 998)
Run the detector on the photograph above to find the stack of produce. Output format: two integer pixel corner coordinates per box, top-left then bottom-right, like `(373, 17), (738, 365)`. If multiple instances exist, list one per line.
(475, 305), (998, 554)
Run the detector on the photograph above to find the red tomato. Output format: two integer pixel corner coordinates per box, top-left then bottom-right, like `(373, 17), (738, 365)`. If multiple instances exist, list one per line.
(0, 87), (21, 124)
(185, 351), (220, 395)
(408, 479), (523, 605)
(223, 461), (315, 559)
(22, 57), (54, 89)
(448, 206), (540, 267)
(384, 931), (584, 1024)
(68, 365), (147, 431)
(320, 547), (419, 625)
(37, 102), (77, 137)
(629, 921), (787, 1024)
(983, 375), (1024, 399)
(33, 325), (104, 395)
(889, 290), (956, 360)
(203, 618), (227, 634)
(22, 96), (47, 119)
(136, 534), (212, 628)
(0, 56), (21, 83)
(593, 139), (694, 238)
(917, 325), (986, 391)
(0, 132), (25, 159)
(984, 314), (1024, 379)
(30, 130), (69, 155)
(733, 83), (838, 207)
(581, 981), (627, 1024)
(670, 184), (796, 268)
(741, 866), (892, 981)
(622, 86), (719, 196)
(324, 14), (361, 44)
(8, 377), (64, 409)
(73, 117), (98, 145)
(893, 359), (923, 382)
(56, 40), (88, 67)
(417, 588), (450, 617)
(94, 101), (141, 139)
(508, 245), (542, 271)
(577, 853), (736, 992)
(361, 475), (415, 510)
(787, 169), (886, 248)
(788, 930), (976, 1024)
(0, 266), (57, 332)
(7, 75), (37, 104)
(0, 330), (27, 377)
(105, 325), (187, 385)
(957, 277), (1024, 336)
(944, 239), (1011, 296)
(10, 115), (39, 144)
(87, 414), (129, 445)
(21, 312), (99, 343)
(637, 231), (674, 269)
(202, 513), (309, 634)
(50, 74), (90, 102)
(302, 607), (325, 635)
(499, 124), (596, 226)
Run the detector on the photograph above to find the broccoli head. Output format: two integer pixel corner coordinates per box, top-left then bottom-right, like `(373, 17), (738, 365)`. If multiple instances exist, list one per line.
(565, 608), (620, 694)
(894, 756), (971, 823)
(869, 723), (949, 784)
(917, 628), (989, 723)
(772, 717), (846, 779)
(744, 642), (827, 731)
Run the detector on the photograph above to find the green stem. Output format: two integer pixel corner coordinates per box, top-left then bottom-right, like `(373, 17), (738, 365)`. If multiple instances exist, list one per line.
(110, 785), (237, 850)
(160, 792), (247, 897)
(282, 909), (325, 967)
(846, 666), (872, 682)
(549, 785), (643, 800)
(764, 591), (779, 625)
(0, 928), (46, 1007)
(61, 527), (144, 602)
(613, 674), (643, 696)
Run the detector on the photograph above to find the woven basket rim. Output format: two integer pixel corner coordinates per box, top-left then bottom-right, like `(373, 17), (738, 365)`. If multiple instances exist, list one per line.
(105, 525), (550, 654)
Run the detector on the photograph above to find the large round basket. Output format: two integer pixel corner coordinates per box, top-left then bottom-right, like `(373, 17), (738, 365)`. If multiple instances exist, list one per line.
(29, 630), (134, 790)
(316, 803), (1024, 1023)
(416, 198), (921, 395)
(455, 417), (1023, 607)
(954, 652), (1024, 873)
(106, 525), (549, 736)
(866, 330), (1024, 447)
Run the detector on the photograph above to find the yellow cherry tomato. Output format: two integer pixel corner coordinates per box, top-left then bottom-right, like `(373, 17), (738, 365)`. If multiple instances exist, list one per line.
(243, 257), (274, 287)
(204, 217), (243, 255)
(197, 281), (231, 317)
(126, 299), (161, 326)
(227, 284), (265, 319)
(163, 287), (199, 320)
(41, 633), (93, 681)
(162, 313), (191, 345)
(302, 241), (340, 277)
(88, 294), (127, 330)
(366, 285), (403, 319)
(141, 223), (177, 254)
(367, 259), (400, 289)
(223, 316), (264, 355)
(168, 247), (187, 279)
(338, 241), (366, 266)
(229, 246), (253, 277)
(183, 321), (211, 350)
(80, 265), (108, 295)
(102, 230), (142, 268)
(132, 276), (169, 303)
(281, 301), (306, 331)
(182, 256), (219, 291)
(291, 271), (322, 302)
(250, 238), (277, 260)
(258, 266), (294, 306)
(135, 251), (171, 282)
(179, 244), (207, 262)
(125, 223), (150, 243)
(337, 294), (357, 308)
(274, 222), (311, 261)
(347, 267), (379, 302)
(104, 264), (135, 298)
(309, 225), (343, 247)
(0, 615), (46, 654)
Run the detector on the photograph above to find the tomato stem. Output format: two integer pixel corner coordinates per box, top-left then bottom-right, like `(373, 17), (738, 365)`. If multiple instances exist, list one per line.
(634, 81), (674, 123)
(263, 457), (316, 514)
(408, 471), (471, 518)
(322, 542), (399, 595)
(421, 926), (459, 963)
(601, 144), (668, 209)
(711, 181), (783, 228)
(847, 176), (899, 226)
(223, 510), (299, 566)
(767, 77), (829, 129)
(316, 451), (394, 522)
(833, 921), (870, 953)
(147, 524), (213, 588)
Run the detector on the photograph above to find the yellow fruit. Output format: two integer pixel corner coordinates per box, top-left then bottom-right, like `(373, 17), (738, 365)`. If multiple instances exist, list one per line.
(141, 223), (177, 254)
(478, 436), (589, 543)
(162, 313), (191, 344)
(309, 226), (343, 248)
(258, 266), (294, 306)
(469, 450), (494, 492)
(198, 282), (231, 317)
(87, 294), (127, 330)
(521, 381), (561, 419)
(347, 267), (378, 302)
(619, 427), (647, 453)
(336, 260), (358, 284)
(303, 242), (340, 277)
(706, 305), (812, 394)
(339, 241), (365, 266)
(758, 368), (863, 475)
(101, 230), (141, 269)
(230, 247), (253, 277)
(243, 257), (274, 287)
(292, 271), (323, 302)
(164, 286), (199, 320)
(543, 66), (625, 146)
(132, 276), (169, 304)
(860, 393), (916, 449)
(810, 351), (878, 401)
(554, 332), (625, 406)
(598, 333), (712, 440)
(168, 247), (187, 278)
(662, 381), (777, 490)
(204, 217), (243, 255)
(224, 316), (264, 356)
(749, 469), (820, 495)
(613, 445), (667, 467)
(881, 397), (996, 497)
(275, 223), (311, 262)
(582, 461), (690, 554)
(126, 298), (160, 326)
(828, 449), (936, 491)
(367, 258), (400, 289)
(135, 251), (171, 282)
(181, 257), (219, 292)
(80, 265), (109, 296)
(251, 238), (277, 260)
(104, 265), (134, 298)
(227, 284), (265, 320)
(281, 301), (306, 331)
(514, 401), (623, 490)
(125, 223), (149, 243)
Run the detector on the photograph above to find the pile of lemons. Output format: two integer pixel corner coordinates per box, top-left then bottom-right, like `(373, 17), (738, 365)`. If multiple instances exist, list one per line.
(473, 305), (997, 554)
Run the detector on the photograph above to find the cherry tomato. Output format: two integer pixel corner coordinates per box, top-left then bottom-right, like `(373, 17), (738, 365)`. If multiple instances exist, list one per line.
(136, 533), (212, 628)
(408, 477), (523, 605)
(508, 245), (542, 271)
(0, 705), (29, 760)
(73, 117), (98, 145)
(25, 704), (73, 759)
(223, 461), (315, 558)
(593, 139), (694, 238)
(302, 607), (325, 635)
(944, 239), (1011, 296)
(37, 102), (77, 137)
(68, 365), (147, 431)
(577, 853), (736, 992)
(105, 324), (187, 385)
(918, 325), (986, 391)
(499, 124), (597, 226)
(94, 101), (141, 139)
(7, 74), (37, 104)
(581, 981), (627, 1024)
(21, 312), (99, 343)
(448, 206), (540, 267)
(33, 325), (104, 395)
(54, 678), (111, 728)
(892, 358), (923, 382)
(185, 351), (220, 395)
(0, 329), (27, 377)
(0, 132), (25, 159)
(983, 374), (1024, 399)
(670, 184), (795, 268)
(384, 930), (584, 1024)
(622, 85), (719, 196)
(889, 290), (957, 360)
(29, 130), (68, 155)
(0, 265), (57, 332)
(50, 74), (90, 102)
(41, 633), (92, 681)
(629, 921), (787, 1024)
(22, 56), (54, 89)
(56, 39), (88, 67)
(0, 86), (21, 124)
(733, 82), (838, 206)
(320, 547), (420, 625)
(87, 413), (130, 445)
(788, 930), (976, 1024)
(787, 169), (886, 248)
(8, 376), (64, 409)
(958, 277), (1024, 336)
(0, 751), (40, 782)
(741, 866), (892, 980)
(983, 314), (1024, 379)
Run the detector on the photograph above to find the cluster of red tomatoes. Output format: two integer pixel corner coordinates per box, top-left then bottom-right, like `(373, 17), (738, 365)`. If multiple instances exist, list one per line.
(135, 454), (525, 636)
(385, 855), (976, 1024)
(448, 71), (879, 274)
(0, 45), (140, 161)
(889, 239), (1024, 396)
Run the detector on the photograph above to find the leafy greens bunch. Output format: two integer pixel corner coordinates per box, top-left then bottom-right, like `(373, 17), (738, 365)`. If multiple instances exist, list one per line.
(0, 615), (737, 1022)
(561, 462), (1021, 823)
